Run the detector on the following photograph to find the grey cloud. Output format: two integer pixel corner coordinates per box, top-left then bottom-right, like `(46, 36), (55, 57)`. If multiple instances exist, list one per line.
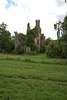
(55, 0), (65, 6)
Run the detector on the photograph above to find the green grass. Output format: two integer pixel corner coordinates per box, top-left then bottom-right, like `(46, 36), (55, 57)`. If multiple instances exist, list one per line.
(0, 54), (67, 100)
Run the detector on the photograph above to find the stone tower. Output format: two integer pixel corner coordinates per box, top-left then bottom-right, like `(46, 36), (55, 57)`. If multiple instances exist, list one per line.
(35, 20), (45, 50)
(35, 20), (41, 34)
(36, 20), (40, 27)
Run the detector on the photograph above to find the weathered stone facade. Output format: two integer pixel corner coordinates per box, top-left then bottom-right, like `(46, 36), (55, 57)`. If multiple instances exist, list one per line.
(35, 20), (45, 50)
(14, 31), (25, 49)
(14, 31), (19, 49)
(14, 20), (45, 52)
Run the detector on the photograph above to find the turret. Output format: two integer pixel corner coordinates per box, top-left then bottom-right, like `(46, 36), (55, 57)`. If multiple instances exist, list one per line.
(36, 20), (40, 27)
(35, 19), (41, 33)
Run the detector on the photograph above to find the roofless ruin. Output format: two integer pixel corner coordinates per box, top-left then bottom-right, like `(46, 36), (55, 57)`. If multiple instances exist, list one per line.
(14, 20), (45, 53)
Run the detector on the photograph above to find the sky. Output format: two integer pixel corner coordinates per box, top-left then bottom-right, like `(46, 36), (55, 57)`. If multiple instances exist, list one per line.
(0, 0), (67, 39)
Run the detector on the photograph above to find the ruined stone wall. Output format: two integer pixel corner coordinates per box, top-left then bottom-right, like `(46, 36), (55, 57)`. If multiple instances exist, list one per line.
(35, 20), (41, 34)
(14, 32), (25, 49)
(35, 20), (45, 50)
(14, 31), (20, 49)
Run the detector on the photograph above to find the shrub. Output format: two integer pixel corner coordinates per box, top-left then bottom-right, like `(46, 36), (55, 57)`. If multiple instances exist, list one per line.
(28, 51), (37, 55)
(40, 43), (46, 53)
(60, 42), (67, 58)
(46, 40), (61, 58)
(15, 44), (24, 54)
(31, 45), (38, 52)
(0, 48), (5, 53)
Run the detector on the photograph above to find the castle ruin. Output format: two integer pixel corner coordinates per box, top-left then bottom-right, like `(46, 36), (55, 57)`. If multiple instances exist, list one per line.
(14, 20), (45, 52)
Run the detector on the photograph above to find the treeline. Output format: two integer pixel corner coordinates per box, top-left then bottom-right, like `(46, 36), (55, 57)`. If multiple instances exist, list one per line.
(0, 15), (67, 58)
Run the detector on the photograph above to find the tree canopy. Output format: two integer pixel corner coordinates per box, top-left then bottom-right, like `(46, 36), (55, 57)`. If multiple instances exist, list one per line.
(0, 22), (15, 53)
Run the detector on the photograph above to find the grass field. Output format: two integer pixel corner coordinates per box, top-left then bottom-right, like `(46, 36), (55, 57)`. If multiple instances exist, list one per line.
(0, 54), (67, 100)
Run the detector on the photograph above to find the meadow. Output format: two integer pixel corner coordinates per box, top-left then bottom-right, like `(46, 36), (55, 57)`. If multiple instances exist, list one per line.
(0, 54), (67, 100)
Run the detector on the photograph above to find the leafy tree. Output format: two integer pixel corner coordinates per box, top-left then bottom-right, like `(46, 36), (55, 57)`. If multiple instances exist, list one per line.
(0, 22), (7, 30)
(58, 16), (67, 58)
(60, 33), (67, 58)
(0, 22), (15, 53)
(54, 21), (62, 39)
(61, 32), (67, 43)
(62, 16), (67, 33)
(52, 15), (67, 58)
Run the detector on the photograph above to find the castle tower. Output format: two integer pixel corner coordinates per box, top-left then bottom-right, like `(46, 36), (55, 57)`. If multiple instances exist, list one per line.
(35, 20), (41, 33)
(35, 20), (45, 50)
(36, 20), (40, 27)
(35, 20), (41, 50)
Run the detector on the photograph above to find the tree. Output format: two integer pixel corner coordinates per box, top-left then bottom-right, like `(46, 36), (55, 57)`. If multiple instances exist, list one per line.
(0, 22), (15, 53)
(60, 33), (67, 58)
(54, 21), (62, 39)
(0, 22), (7, 30)
(62, 16), (67, 33)
(53, 15), (67, 58)
(54, 15), (67, 39)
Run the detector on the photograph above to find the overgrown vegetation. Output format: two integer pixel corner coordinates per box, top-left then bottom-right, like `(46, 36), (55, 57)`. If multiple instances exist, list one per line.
(25, 23), (38, 51)
(15, 44), (24, 54)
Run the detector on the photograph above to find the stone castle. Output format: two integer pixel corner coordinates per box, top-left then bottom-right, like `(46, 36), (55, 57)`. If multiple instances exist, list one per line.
(14, 20), (45, 52)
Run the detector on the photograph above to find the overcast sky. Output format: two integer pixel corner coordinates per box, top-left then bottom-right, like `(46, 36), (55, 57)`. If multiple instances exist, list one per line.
(0, 0), (67, 39)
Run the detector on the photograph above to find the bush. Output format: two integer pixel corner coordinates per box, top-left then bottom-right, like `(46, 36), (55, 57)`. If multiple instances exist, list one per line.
(0, 48), (5, 53)
(46, 40), (61, 58)
(40, 43), (46, 53)
(31, 45), (38, 52)
(28, 51), (37, 55)
(60, 42), (67, 58)
(15, 44), (24, 54)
